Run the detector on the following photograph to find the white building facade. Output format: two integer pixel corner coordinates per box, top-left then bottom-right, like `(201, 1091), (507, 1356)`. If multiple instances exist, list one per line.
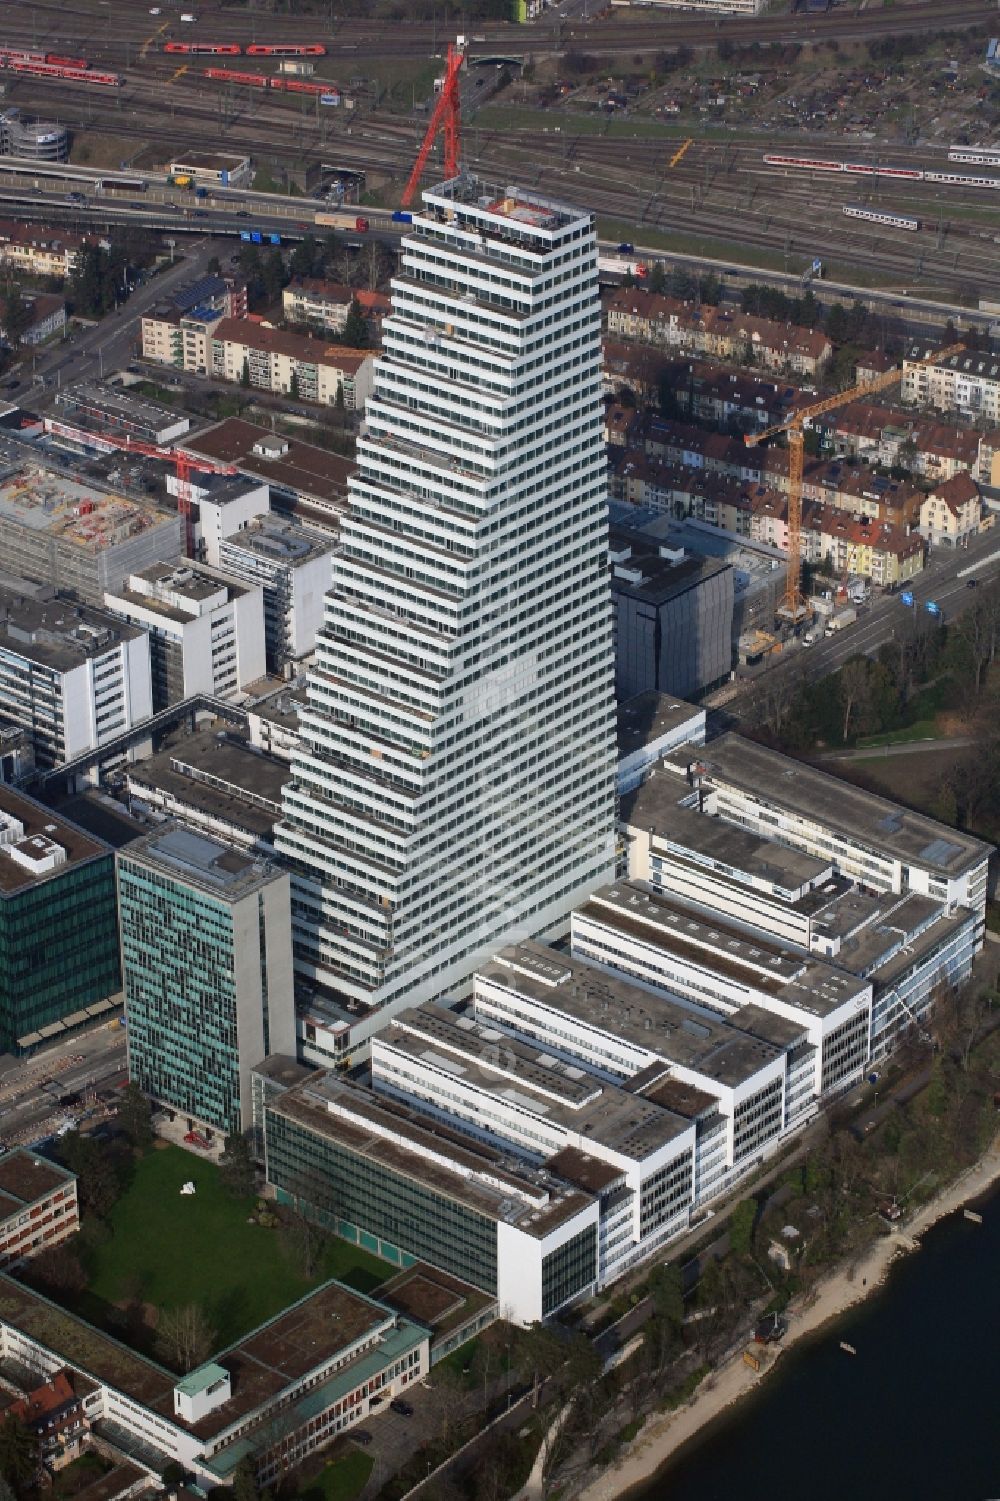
(276, 177), (617, 1060)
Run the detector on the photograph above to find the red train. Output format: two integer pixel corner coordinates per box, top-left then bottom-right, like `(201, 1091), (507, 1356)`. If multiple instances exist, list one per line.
(1, 57), (121, 86)
(0, 45), (90, 67)
(203, 67), (335, 96)
(246, 43), (326, 56)
(164, 41), (241, 54)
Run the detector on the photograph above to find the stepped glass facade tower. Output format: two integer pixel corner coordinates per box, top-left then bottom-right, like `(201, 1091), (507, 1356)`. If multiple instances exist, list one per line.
(276, 176), (617, 1060)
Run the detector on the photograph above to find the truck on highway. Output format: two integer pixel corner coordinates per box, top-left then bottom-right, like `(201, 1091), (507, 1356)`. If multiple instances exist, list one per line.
(825, 606), (857, 635)
(315, 210), (370, 231)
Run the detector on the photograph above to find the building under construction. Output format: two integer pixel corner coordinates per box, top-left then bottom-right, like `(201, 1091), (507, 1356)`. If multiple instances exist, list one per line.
(0, 465), (182, 605)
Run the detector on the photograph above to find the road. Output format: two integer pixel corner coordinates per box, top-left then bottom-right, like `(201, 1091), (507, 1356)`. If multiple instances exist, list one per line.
(16, 236), (226, 406)
(730, 528), (1000, 724)
(0, 1025), (128, 1147)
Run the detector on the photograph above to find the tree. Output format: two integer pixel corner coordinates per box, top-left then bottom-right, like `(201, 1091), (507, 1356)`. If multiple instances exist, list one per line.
(231, 1458), (258, 1501)
(240, 356), (251, 389)
(206, 256), (221, 276)
(157, 1303), (216, 1373)
(118, 1082), (153, 1151)
(646, 261), (666, 295)
(510, 1322), (565, 1408)
(0, 1474), (17, 1501)
(729, 1198), (757, 1256)
(289, 368), (300, 401)
(261, 247), (285, 305)
(838, 657), (871, 742)
(1, 285), (32, 350)
(220, 1132), (256, 1199)
(648, 1262), (684, 1327)
(341, 297), (369, 349)
(27, 1242), (87, 1296)
(0, 1415), (36, 1491)
(160, 1463), (187, 1488)
(57, 1132), (122, 1220)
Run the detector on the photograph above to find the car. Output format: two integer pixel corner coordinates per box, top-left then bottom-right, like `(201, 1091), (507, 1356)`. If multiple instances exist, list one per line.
(617, 241), (634, 253)
(966, 578), (979, 589)
(352, 1431), (373, 1447)
(149, 5), (161, 11)
(235, 211), (249, 218)
(390, 1399), (414, 1416)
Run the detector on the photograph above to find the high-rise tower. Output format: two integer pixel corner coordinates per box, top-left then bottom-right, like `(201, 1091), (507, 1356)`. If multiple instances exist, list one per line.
(276, 176), (617, 1059)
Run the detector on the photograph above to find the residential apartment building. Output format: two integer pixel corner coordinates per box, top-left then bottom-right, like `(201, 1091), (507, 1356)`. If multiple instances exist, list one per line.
(0, 1152), (78, 1269)
(217, 516), (335, 671)
(210, 319), (376, 410)
(275, 177), (618, 1061)
(104, 561), (266, 708)
(918, 472), (982, 547)
(0, 221), (90, 280)
(8, 294), (66, 347)
(0, 789), (121, 1054)
(0, 1274), (428, 1487)
(0, 584), (152, 767)
(605, 290), (832, 375)
(282, 279), (390, 341)
(7, 1371), (88, 1471)
(901, 345), (1000, 422)
(117, 824), (295, 1137)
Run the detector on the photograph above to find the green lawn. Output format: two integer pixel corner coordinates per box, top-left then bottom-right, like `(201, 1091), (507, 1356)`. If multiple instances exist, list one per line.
(855, 719), (940, 748)
(300, 1451), (373, 1501)
(77, 1146), (389, 1349)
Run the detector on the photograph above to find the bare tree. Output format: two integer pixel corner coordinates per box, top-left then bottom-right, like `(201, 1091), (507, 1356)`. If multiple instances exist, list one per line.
(157, 1303), (216, 1373)
(839, 658), (870, 742)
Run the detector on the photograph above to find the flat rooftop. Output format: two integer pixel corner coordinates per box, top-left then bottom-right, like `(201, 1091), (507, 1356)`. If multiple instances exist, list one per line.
(0, 785), (111, 896)
(580, 884), (867, 1021)
(667, 733), (993, 879)
(0, 585), (147, 674)
(425, 175), (586, 237)
(622, 781), (831, 894)
(270, 1072), (594, 1240)
(55, 380), (188, 436)
(0, 465), (173, 550)
(382, 1004), (692, 1161)
(220, 514), (334, 568)
(182, 418), (353, 517)
(609, 525), (731, 605)
(119, 824), (283, 902)
(617, 692), (704, 759)
(127, 729), (287, 837)
(0, 1150), (74, 1214)
(479, 942), (785, 1089)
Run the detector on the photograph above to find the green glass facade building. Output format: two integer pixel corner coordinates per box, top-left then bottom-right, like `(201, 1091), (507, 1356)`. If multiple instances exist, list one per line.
(117, 825), (295, 1138)
(0, 787), (121, 1055)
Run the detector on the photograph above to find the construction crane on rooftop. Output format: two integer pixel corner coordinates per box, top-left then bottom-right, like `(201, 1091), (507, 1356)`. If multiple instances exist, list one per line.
(44, 418), (238, 558)
(744, 341), (965, 623)
(401, 38), (465, 209)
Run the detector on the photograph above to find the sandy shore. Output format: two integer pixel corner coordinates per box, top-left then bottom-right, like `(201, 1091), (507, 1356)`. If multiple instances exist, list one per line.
(578, 1135), (1000, 1501)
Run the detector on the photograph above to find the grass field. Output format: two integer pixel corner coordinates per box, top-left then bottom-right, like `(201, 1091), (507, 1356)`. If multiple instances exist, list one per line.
(77, 1146), (389, 1350)
(300, 1451), (373, 1501)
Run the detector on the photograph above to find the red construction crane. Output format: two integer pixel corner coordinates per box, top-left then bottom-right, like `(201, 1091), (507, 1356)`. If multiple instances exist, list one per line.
(42, 418), (238, 557)
(401, 39), (465, 208)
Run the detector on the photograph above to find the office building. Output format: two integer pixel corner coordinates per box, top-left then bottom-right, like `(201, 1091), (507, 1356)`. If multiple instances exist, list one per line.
(181, 418), (353, 536)
(218, 516), (335, 671)
(117, 825), (295, 1137)
(104, 561), (266, 708)
(0, 1274), (427, 1487)
(609, 525), (734, 701)
(0, 582), (152, 768)
(0, 1152), (78, 1269)
(276, 176), (617, 1060)
(53, 381), (191, 447)
(616, 691), (705, 795)
(126, 729), (288, 853)
(371, 1003), (697, 1286)
(0, 788), (121, 1054)
(263, 1071), (600, 1324)
(0, 465), (182, 606)
(162, 473), (270, 570)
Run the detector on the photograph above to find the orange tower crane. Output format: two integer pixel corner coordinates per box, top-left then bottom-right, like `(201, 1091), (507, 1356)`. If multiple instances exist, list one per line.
(43, 417), (238, 557)
(744, 342), (965, 622)
(401, 38), (465, 208)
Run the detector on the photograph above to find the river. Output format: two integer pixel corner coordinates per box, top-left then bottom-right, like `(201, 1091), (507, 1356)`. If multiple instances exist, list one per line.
(636, 1189), (1000, 1501)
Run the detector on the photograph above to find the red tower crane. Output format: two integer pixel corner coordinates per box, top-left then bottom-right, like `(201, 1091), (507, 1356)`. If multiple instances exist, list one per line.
(42, 418), (238, 558)
(401, 39), (465, 208)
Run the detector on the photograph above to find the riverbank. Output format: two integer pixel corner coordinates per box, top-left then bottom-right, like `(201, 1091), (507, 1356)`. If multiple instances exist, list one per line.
(577, 1133), (1000, 1501)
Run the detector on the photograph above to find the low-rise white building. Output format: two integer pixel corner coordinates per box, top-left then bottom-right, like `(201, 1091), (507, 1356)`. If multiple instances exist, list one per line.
(104, 561), (265, 707)
(616, 690), (706, 795)
(164, 473), (270, 570)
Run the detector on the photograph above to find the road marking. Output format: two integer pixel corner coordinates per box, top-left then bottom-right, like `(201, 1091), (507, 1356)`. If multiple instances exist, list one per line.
(957, 548), (1000, 578)
(169, 63), (189, 83)
(669, 138), (693, 169)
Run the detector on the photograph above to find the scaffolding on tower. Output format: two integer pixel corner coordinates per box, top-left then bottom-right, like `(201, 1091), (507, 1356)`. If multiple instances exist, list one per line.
(401, 38), (465, 208)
